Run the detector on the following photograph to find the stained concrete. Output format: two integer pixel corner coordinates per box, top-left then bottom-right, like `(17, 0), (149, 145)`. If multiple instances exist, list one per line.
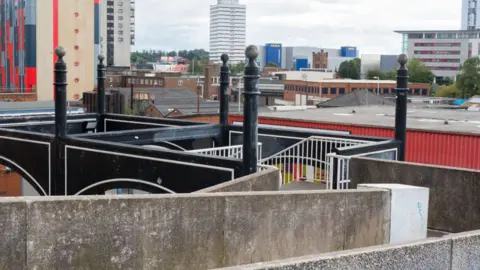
(0, 189), (390, 269)
(450, 230), (480, 270)
(217, 237), (452, 270)
(195, 168), (281, 193)
(349, 157), (480, 233)
(0, 198), (26, 269)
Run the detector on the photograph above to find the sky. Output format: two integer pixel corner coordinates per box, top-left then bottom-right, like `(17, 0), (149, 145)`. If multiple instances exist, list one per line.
(133, 0), (461, 55)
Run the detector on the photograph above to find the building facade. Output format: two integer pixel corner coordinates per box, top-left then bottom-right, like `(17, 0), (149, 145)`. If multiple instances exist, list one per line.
(280, 46), (358, 72)
(209, 0), (246, 63)
(312, 50), (328, 69)
(0, 0), (98, 101)
(100, 0), (134, 67)
(462, 0), (479, 30)
(265, 43), (282, 67)
(283, 79), (431, 101)
(395, 30), (480, 79)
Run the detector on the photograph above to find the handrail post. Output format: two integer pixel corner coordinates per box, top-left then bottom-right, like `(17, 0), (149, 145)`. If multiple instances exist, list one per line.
(219, 54), (230, 146)
(242, 45), (261, 175)
(394, 54), (409, 161)
(54, 46), (67, 138)
(97, 54), (106, 132)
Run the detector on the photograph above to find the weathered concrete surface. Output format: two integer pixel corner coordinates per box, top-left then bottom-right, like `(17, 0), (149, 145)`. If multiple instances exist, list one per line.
(195, 168), (281, 193)
(0, 198), (26, 269)
(2, 189), (390, 269)
(217, 237), (452, 270)
(450, 230), (480, 270)
(349, 157), (480, 233)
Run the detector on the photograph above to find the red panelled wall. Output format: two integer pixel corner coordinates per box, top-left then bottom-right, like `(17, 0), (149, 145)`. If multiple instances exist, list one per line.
(229, 115), (480, 170)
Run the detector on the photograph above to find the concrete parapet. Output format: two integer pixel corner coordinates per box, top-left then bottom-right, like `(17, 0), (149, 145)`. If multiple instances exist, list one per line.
(450, 230), (480, 269)
(195, 167), (281, 193)
(0, 189), (390, 269)
(349, 157), (480, 233)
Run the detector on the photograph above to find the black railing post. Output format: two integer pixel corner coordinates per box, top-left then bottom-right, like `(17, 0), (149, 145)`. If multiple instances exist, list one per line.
(242, 45), (261, 175)
(97, 54), (106, 132)
(220, 53), (230, 146)
(54, 46), (67, 138)
(394, 54), (409, 161)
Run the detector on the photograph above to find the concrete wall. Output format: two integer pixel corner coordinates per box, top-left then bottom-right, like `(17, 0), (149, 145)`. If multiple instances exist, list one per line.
(0, 190), (389, 269)
(218, 230), (480, 270)
(195, 168), (281, 193)
(349, 157), (480, 233)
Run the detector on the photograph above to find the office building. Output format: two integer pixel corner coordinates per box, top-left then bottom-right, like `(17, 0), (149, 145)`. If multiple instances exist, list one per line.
(0, 0), (99, 101)
(279, 46), (358, 71)
(395, 30), (480, 80)
(265, 43), (282, 67)
(462, 0), (479, 30)
(312, 50), (328, 69)
(100, 0), (134, 67)
(209, 0), (246, 63)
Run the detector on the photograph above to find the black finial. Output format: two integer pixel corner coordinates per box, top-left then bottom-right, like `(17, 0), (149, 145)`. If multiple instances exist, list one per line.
(221, 54), (229, 65)
(98, 54), (105, 65)
(55, 46), (66, 60)
(398, 54), (408, 69)
(54, 46), (67, 138)
(97, 54), (106, 126)
(245, 45), (259, 66)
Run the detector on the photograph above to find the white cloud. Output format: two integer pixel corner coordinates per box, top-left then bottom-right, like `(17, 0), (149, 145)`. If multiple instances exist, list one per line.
(133, 0), (461, 54)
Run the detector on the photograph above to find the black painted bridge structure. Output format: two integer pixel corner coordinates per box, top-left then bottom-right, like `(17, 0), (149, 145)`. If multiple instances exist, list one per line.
(0, 46), (408, 196)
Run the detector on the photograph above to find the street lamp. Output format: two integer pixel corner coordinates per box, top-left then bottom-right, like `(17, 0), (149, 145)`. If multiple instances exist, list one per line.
(373, 76), (380, 95)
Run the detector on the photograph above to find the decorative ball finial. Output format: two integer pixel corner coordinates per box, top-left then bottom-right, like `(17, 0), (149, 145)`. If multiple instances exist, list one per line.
(221, 54), (229, 64)
(98, 54), (105, 61)
(245, 45), (259, 61)
(55, 46), (66, 58)
(398, 54), (408, 66)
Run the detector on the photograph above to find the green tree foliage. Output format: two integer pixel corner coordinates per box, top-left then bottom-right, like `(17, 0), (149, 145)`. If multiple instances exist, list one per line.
(457, 56), (480, 98)
(265, 61), (278, 68)
(178, 49), (210, 61)
(436, 83), (461, 98)
(407, 58), (435, 84)
(338, 58), (361, 79)
(229, 62), (246, 75)
(188, 59), (205, 75)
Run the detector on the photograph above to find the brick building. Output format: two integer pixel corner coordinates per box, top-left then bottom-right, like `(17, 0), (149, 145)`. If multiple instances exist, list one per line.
(312, 50), (328, 69)
(284, 79), (431, 101)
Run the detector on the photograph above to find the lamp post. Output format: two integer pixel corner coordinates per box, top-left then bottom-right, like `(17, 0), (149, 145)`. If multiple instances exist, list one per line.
(374, 76), (380, 95)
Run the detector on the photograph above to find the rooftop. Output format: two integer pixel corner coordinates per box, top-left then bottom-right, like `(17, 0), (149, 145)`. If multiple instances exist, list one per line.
(257, 105), (480, 135)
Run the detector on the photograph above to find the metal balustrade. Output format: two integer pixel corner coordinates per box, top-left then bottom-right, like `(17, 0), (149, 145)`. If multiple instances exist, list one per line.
(259, 136), (375, 185)
(188, 143), (263, 161)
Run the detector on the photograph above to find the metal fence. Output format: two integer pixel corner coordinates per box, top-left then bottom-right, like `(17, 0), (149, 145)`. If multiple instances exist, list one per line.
(188, 143), (263, 161)
(325, 148), (399, 190)
(259, 136), (375, 184)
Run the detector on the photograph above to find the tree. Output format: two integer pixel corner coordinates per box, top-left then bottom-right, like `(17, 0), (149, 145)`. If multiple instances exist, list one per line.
(188, 59), (204, 74)
(436, 83), (461, 98)
(338, 58), (360, 79)
(407, 58), (435, 84)
(167, 51), (177, 57)
(457, 56), (480, 98)
(265, 61), (278, 68)
(229, 62), (245, 75)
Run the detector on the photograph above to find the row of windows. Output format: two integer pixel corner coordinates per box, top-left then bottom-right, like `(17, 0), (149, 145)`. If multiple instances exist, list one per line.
(427, 66), (460, 71)
(285, 85), (429, 96)
(127, 78), (164, 86)
(414, 50), (461, 55)
(419, 58), (460, 63)
(407, 32), (478, 39)
(414, 42), (461, 47)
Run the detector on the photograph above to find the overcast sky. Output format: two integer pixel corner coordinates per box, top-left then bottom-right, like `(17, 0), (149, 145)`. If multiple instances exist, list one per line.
(133, 0), (461, 55)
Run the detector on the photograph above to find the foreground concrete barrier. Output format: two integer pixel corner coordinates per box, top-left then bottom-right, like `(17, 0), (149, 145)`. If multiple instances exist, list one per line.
(195, 167), (281, 193)
(218, 230), (480, 270)
(0, 189), (389, 269)
(349, 157), (480, 233)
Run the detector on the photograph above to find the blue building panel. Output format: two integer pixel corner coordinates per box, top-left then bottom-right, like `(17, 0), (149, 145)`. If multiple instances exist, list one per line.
(341, 46), (357, 57)
(265, 43), (282, 67)
(295, 58), (308, 71)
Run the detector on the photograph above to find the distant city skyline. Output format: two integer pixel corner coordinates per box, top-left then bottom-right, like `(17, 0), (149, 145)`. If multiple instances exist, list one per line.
(133, 0), (460, 55)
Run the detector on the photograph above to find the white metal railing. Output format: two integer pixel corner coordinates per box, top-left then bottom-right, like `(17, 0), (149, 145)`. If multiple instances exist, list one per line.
(188, 143), (263, 160)
(325, 148), (399, 190)
(259, 136), (374, 184)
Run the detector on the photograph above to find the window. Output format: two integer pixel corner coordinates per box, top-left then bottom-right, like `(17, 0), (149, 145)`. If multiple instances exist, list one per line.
(425, 33), (435, 39)
(414, 88), (420, 95)
(118, 9), (123, 13)
(408, 89), (412, 94)
(339, 88), (345, 95)
(391, 88), (396, 94)
(408, 33), (423, 39)
(322, 88), (328, 94)
(330, 88), (337, 94)
(118, 31), (123, 35)
(422, 89), (428, 96)
(118, 38), (123, 42)
(383, 88), (389, 94)
(367, 88), (373, 92)
(178, 80), (183, 86)
(127, 78), (131, 84)
(140, 79), (144, 84)
(118, 16), (124, 20)
(118, 1), (123, 5)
